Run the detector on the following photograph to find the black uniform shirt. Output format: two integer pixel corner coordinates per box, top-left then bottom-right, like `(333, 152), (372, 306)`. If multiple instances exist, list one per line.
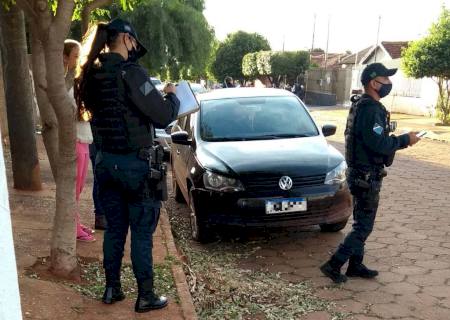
(348, 94), (410, 169)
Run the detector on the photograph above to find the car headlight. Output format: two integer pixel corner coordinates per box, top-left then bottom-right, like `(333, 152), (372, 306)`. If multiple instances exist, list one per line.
(324, 161), (347, 185)
(203, 171), (245, 192)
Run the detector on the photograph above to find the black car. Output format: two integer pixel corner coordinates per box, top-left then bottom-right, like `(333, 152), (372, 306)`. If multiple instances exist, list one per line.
(171, 88), (352, 242)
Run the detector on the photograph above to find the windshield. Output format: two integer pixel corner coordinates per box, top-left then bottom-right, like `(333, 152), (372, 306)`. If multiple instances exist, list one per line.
(200, 96), (319, 141)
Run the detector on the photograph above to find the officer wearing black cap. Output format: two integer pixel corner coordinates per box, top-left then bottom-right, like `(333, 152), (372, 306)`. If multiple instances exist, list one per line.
(320, 63), (420, 283)
(75, 19), (180, 312)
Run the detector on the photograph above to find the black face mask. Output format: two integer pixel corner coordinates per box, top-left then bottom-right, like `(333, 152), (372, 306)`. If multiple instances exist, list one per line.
(124, 36), (139, 62)
(128, 47), (139, 62)
(375, 80), (392, 98)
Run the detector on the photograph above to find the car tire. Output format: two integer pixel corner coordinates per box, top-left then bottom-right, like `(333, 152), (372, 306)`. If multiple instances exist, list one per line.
(188, 190), (213, 243)
(173, 175), (185, 203)
(319, 219), (349, 232)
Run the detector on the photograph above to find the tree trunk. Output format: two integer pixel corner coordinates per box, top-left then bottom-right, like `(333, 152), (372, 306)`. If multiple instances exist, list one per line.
(30, 27), (59, 180)
(0, 5), (41, 190)
(0, 48), (9, 143)
(43, 7), (79, 280)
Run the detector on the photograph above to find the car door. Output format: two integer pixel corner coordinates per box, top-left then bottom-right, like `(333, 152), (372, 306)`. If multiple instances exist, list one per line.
(171, 116), (187, 191)
(176, 114), (194, 196)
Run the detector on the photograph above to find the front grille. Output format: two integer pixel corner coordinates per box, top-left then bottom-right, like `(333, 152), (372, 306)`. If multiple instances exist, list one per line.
(243, 173), (326, 192)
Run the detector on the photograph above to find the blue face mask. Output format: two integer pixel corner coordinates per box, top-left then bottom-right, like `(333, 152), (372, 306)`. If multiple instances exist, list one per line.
(375, 80), (392, 98)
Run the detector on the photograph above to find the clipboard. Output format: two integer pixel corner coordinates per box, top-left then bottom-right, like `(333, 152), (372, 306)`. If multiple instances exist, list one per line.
(175, 81), (200, 118)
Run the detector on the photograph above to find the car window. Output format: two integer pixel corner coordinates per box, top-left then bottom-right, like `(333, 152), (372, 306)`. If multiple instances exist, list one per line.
(200, 96), (319, 141)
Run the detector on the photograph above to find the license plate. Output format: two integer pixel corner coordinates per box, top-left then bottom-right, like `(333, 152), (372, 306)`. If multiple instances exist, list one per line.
(265, 198), (307, 214)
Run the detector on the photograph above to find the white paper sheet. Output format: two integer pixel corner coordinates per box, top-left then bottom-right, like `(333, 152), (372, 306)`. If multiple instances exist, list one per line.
(175, 81), (200, 118)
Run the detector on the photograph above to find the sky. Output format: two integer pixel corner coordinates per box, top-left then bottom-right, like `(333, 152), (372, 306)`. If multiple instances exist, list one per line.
(204, 0), (449, 54)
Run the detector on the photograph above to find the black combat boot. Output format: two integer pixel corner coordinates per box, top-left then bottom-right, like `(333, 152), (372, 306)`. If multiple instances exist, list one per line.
(346, 255), (378, 278)
(102, 275), (125, 304)
(320, 257), (347, 283)
(135, 279), (168, 313)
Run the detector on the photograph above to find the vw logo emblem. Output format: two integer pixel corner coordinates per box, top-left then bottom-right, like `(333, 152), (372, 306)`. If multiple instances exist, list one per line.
(279, 176), (293, 190)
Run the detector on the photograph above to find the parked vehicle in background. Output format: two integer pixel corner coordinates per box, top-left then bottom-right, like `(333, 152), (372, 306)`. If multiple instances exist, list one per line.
(170, 88), (352, 242)
(190, 83), (207, 95)
(150, 76), (164, 92)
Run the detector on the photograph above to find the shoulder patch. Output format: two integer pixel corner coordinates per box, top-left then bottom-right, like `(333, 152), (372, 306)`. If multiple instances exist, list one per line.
(373, 123), (383, 135)
(139, 81), (153, 96)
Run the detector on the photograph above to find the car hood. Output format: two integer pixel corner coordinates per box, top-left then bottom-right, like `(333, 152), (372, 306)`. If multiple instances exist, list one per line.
(196, 136), (344, 177)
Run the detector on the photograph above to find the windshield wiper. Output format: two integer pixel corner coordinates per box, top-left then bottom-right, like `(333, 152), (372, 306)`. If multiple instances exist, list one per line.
(246, 133), (313, 140)
(207, 137), (248, 141)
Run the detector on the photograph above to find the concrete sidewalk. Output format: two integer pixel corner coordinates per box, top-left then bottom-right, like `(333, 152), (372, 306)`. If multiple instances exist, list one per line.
(7, 137), (197, 320)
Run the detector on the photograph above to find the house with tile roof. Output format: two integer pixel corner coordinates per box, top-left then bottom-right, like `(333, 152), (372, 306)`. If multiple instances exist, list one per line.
(346, 41), (438, 116)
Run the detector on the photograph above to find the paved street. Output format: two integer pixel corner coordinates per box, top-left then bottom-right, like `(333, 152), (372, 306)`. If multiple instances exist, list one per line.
(168, 108), (450, 319)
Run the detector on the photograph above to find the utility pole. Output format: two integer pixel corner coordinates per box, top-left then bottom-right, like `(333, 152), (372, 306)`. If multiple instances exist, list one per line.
(305, 13), (317, 103)
(324, 15), (331, 70)
(282, 34), (285, 52)
(310, 14), (316, 55)
(374, 15), (381, 62)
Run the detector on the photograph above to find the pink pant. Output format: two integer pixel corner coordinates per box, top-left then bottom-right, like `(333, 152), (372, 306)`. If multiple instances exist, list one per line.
(76, 142), (90, 201)
(76, 142), (90, 236)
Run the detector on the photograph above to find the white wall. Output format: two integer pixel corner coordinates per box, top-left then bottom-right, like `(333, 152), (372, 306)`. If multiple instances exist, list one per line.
(350, 59), (438, 116)
(381, 59), (438, 116)
(0, 134), (22, 320)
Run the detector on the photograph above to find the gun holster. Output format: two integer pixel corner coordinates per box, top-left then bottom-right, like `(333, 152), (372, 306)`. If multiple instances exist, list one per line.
(138, 145), (168, 201)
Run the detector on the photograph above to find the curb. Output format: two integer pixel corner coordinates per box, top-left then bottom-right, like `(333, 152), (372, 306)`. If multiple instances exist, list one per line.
(160, 208), (198, 320)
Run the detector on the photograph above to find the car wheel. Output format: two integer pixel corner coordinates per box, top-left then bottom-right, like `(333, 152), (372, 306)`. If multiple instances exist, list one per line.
(173, 175), (185, 203)
(319, 219), (349, 232)
(188, 190), (213, 243)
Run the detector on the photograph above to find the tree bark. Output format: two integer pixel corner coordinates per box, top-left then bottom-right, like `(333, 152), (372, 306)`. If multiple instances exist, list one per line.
(34, 0), (79, 279)
(0, 48), (9, 143)
(30, 27), (59, 180)
(0, 5), (41, 190)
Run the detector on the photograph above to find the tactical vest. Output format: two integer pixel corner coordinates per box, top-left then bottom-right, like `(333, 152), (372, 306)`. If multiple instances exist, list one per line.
(87, 56), (153, 153)
(345, 95), (391, 169)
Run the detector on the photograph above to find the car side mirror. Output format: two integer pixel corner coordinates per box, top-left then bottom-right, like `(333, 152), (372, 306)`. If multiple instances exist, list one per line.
(171, 131), (190, 145)
(322, 124), (337, 137)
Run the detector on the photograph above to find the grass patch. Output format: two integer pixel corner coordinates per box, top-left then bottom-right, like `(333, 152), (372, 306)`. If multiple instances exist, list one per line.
(166, 202), (350, 320)
(26, 256), (178, 302)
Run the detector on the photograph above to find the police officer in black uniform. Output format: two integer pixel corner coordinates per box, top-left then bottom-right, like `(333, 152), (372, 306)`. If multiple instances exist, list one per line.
(320, 63), (420, 283)
(75, 19), (180, 312)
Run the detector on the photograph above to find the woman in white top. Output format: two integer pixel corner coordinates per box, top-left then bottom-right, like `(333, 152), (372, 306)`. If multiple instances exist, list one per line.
(64, 39), (95, 242)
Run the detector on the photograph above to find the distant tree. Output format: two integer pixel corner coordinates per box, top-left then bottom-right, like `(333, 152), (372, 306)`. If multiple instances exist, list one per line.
(243, 50), (310, 87)
(242, 52), (259, 79)
(311, 48), (325, 53)
(402, 7), (450, 124)
(211, 31), (270, 83)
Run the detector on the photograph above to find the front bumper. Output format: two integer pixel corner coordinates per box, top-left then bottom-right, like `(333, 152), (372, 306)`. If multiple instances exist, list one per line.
(191, 184), (352, 228)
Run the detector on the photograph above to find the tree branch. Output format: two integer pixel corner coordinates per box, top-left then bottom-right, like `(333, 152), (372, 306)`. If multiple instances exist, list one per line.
(81, 0), (113, 36)
(15, 0), (38, 20)
(53, 0), (75, 39)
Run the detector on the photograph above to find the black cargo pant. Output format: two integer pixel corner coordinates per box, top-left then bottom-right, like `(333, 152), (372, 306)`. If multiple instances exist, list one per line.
(332, 168), (383, 264)
(95, 150), (160, 285)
